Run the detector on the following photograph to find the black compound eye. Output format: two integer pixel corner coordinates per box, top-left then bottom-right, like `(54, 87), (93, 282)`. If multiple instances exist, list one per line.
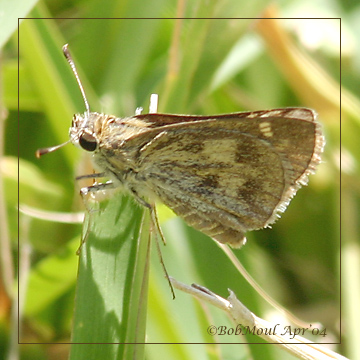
(79, 132), (97, 152)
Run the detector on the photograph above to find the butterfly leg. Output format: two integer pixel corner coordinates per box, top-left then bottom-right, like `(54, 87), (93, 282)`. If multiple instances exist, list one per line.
(80, 180), (116, 196)
(129, 187), (175, 298)
(76, 181), (116, 254)
(76, 172), (106, 180)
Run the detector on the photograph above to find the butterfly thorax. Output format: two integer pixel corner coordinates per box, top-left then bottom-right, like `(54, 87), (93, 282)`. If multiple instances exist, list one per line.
(69, 112), (153, 186)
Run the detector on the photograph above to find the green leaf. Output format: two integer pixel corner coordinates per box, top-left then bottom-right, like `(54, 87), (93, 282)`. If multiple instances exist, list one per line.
(69, 193), (149, 359)
(0, 0), (39, 48)
(24, 237), (79, 316)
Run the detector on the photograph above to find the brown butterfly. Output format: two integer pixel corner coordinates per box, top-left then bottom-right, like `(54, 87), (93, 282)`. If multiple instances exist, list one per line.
(37, 44), (325, 248)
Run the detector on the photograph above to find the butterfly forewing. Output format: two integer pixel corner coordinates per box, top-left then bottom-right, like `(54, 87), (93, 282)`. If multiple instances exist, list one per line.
(100, 108), (323, 247)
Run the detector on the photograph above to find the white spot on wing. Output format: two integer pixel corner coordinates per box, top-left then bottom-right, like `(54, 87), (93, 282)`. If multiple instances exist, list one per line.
(259, 121), (273, 137)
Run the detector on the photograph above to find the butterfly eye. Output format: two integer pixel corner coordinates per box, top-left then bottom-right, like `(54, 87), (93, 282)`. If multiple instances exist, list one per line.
(79, 132), (97, 152)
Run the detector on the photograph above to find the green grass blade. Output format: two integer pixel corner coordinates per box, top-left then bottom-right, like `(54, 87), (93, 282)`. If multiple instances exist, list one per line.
(70, 193), (149, 359)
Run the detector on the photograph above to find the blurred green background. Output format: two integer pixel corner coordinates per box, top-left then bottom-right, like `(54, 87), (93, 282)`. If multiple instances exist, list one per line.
(1, 0), (358, 359)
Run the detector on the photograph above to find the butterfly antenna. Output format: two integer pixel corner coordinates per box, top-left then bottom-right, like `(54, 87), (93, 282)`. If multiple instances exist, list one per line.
(36, 140), (71, 158)
(36, 44), (88, 158)
(62, 44), (90, 117)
